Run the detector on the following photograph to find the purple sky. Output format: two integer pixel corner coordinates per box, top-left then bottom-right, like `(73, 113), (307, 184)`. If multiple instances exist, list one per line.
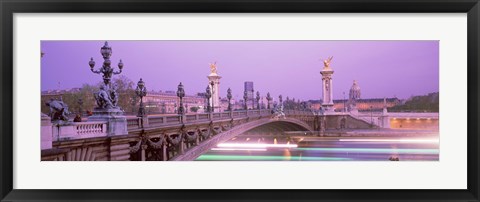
(41, 41), (438, 101)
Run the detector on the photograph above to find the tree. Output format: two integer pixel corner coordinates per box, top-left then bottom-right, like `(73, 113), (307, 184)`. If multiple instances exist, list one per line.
(77, 84), (98, 113)
(111, 75), (136, 113)
(41, 76), (138, 116)
(389, 92), (439, 112)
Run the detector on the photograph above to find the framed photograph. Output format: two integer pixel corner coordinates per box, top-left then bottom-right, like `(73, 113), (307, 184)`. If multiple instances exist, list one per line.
(1, 0), (479, 201)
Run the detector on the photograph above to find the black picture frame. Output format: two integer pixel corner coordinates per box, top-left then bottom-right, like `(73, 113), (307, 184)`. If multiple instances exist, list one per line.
(1, 0), (479, 201)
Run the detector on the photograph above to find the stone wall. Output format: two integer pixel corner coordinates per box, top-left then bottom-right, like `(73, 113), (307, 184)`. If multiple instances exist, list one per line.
(41, 134), (136, 161)
(323, 114), (374, 130)
(390, 118), (439, 129)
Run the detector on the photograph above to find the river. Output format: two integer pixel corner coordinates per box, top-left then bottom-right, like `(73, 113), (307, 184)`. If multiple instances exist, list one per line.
(196, 130), (439, 161)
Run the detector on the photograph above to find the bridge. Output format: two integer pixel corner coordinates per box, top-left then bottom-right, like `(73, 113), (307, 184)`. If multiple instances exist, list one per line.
(41, 109), (378, 161)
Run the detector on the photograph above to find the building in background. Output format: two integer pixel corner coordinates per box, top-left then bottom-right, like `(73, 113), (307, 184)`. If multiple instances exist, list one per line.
(308, 98), (402, 112)
(244, 81), (254, 109)
(143, 90), (205, 114)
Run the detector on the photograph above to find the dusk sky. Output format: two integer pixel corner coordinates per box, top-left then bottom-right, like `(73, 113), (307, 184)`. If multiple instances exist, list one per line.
(41, 41), (438, 101)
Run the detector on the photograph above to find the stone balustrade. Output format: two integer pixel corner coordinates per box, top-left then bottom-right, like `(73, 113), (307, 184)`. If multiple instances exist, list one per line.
(52, 121), (108, 141)
(128, 109), (274, 130)
(74, 122), (107, 136)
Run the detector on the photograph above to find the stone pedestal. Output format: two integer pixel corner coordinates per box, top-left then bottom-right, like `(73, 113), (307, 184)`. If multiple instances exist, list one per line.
(88, 108), (127, 136)
(379, 114), (391, 128)
(207, 73), (222, 113)
(380, 105), (390, 128)
(52, 123), (76, 141)
(41, 114), (53, 150)
(320, 67), (335, 113)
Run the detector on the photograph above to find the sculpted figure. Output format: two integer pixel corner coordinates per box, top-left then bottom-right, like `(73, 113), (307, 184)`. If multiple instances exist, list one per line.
(46, 98), (70, 122)
(95, 85), (114, 109)
(272, 103), (286, 120)
(209, 62), (217, 74)
(89, 42), (125, 110)
(323, 56), (333, 68)
(110, 85), (119, 107)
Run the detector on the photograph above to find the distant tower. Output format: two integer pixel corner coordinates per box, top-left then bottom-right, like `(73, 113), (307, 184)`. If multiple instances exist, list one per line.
(348, 80), (361, 114)
(208, 62), (222, 112)
(320, 56), (335, 113)
(244, 81), (254, 109)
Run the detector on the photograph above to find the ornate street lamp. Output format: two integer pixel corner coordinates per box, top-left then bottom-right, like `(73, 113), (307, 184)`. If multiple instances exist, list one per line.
(227, 88), (232, 111)
(89, 41), (124, 87)
(88, 41), (124, 110)
(177, 82), (185, 115)
(286, 96), (290, 109)
(77, 98), (83, 115)
(135, 78), (147, 117)
(205, 85), (212, 113)
(279, 95), (283, 107)
(256, 91), (261, 109)
(251, 89), (255, 110)
(243, 90), (248, 110)
(266, 92), (272, 109)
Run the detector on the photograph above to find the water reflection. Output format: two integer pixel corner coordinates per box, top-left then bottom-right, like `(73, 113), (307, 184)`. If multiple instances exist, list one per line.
(196, 130), (439, 161)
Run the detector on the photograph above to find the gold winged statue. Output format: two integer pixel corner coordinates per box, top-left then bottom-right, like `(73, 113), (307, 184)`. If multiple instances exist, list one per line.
(209, 62), (217, 74)
(323, 56), (333, 68)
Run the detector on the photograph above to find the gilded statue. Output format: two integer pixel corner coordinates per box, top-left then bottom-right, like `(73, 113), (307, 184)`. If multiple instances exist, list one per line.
(209, 62), (217, 74)
(323, 56), (333, 68)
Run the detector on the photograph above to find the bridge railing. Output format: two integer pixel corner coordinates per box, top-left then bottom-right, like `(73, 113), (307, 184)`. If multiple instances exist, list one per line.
(126, 110), (273, 129)
(53, 121), (108, 140)
(284, 109), (313, 116)
(125, 109), (314, 132)
(126, 117), (141, 130)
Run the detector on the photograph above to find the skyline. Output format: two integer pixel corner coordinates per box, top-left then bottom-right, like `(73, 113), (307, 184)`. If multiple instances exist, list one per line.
(41, 40), (439, 100)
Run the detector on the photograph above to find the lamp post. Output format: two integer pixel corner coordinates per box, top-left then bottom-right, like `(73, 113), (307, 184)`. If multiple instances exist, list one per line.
(251, 89), (255, 110)
(256, 91), (260, 110)
(343, 91), (346, 112)
(286, 96), (290, 109)
(243, 90), (248, 110)
(88, 41), (125, 111)
(266, 92), (272, 109)
(177, 82), (185, 115)
(279, 95), (283, 107)
(227, 88), (232, 111)
(135, 78), (147, 117)
(205, 85), (212, 113)
(89, 41), (124, 87)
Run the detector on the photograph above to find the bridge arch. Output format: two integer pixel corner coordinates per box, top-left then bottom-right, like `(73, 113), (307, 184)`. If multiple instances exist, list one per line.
(172, 117), (313, 161)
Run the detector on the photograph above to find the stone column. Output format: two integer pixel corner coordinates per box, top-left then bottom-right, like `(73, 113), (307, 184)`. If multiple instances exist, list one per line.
(320, 66), (335, 113)
(208, 73), (222, 113)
